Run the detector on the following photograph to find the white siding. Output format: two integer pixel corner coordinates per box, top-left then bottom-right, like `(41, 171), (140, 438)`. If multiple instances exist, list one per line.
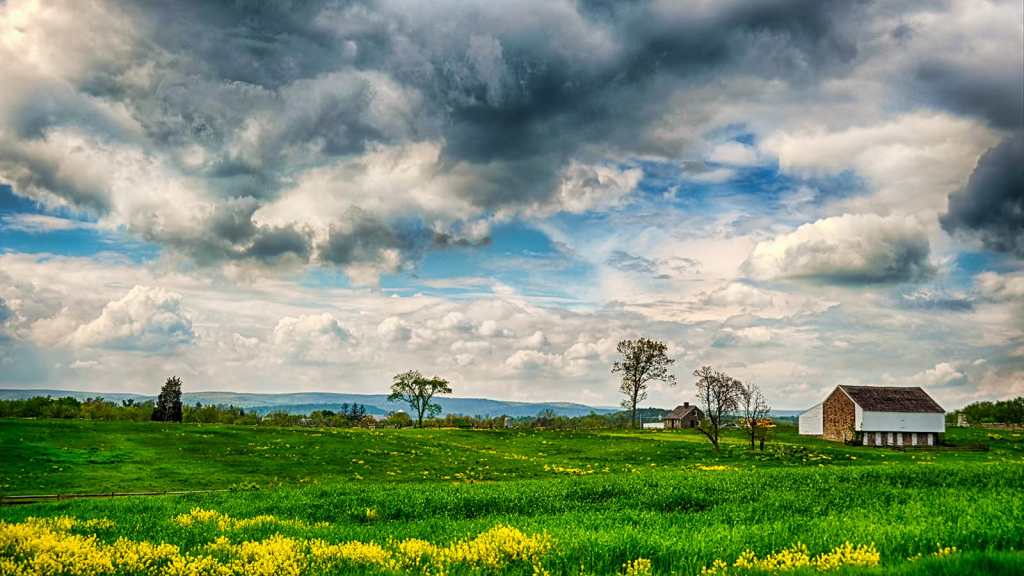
(799, 402), (824, 435)
(860, 411), (945, 433)
(854, 404), (864, 431)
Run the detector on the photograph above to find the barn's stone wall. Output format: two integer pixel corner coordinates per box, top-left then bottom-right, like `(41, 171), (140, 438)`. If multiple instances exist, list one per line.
(822, 387), (856, 442)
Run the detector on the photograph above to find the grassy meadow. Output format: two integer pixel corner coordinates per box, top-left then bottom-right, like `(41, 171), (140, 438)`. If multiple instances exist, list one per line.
(1, 420), (1023, 575)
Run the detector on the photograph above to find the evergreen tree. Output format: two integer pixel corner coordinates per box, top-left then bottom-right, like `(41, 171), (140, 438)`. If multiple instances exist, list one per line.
(152, 376), (184, 422)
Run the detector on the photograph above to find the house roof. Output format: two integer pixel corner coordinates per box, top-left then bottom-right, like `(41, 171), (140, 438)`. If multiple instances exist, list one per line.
(665, 405), (699, 419)
(838, 385), (944, 413)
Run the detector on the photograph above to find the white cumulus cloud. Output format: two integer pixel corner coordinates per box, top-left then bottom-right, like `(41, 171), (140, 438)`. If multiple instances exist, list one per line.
(69, 286), (194, 350)
(743, 214), (936, 284)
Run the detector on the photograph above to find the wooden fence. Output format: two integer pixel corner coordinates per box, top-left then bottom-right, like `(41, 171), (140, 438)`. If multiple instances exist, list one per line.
(977, 423), (1024, 431)
(0, 489), (225, 508)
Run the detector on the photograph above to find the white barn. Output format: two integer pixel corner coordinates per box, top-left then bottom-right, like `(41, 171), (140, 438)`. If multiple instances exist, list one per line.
(799, 385), (946, 446)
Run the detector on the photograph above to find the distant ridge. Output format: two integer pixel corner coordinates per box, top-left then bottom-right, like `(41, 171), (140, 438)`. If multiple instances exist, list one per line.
(0, 389), (619, 418)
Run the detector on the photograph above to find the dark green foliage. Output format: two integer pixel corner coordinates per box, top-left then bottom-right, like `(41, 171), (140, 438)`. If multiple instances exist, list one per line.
(152, 376), (184, 423)
(388, 370), (453, 426)
(957, 397), (1024, 424)
(612, 338), (676, 428)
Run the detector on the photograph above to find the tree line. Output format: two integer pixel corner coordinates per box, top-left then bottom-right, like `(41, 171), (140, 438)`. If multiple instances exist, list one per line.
(952, 397), (1024, 425)
(3, 337), (777, 452)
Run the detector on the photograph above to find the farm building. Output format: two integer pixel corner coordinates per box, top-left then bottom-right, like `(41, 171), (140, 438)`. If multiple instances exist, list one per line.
(799, 385), (946, 446)
(664, 402), (703, 429)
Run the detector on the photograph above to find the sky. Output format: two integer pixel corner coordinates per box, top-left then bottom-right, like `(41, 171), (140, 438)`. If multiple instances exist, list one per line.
(0, 0), (1021, 410)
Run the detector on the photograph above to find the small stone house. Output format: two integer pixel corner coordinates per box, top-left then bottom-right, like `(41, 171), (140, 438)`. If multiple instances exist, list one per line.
(664, 402), (703, 429)
(799, 385), (945, 446)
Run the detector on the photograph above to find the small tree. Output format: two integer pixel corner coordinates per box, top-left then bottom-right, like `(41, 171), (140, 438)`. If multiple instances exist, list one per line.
(386, 410), (413, 428)
(152, 376), (183, 423)
(612, 338), (677, 428)
(693, 366), (742, 452)
(535, 408), (557, 428)
(755, 415), (773, 451)
(738, 381), (771, 451)
(387, 370), (452, 427)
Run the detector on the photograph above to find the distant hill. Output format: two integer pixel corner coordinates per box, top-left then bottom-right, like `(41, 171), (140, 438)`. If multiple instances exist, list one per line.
(0, 389), (619, 418)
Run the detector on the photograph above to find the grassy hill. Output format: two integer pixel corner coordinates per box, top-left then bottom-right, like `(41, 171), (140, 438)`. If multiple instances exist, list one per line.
(1, 420), (1021, 575)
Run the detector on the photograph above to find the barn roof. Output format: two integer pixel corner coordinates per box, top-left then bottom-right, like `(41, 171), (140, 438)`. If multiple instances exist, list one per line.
(665, 405), (698, 419)
(838, 386), (944, 413)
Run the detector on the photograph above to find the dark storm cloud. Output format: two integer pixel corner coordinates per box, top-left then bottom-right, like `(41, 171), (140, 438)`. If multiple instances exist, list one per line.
(319, 211), (404, 266)
(146, 197), (311, 265)
(606, 251), (700, 278)
(0, 0), (941, 276)
(319, 208), (487, 268)
(606, 251), (659, 275)
(941, 132), (1024, 257)
(916, 62), (1024, 131)
(899, 292), (974, 312)
(429, 0), (859, 165)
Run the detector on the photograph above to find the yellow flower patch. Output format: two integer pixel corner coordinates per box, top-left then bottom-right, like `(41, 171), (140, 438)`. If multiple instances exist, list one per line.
(172, 508), (329, 531)
(1, 515), (554, 576)
(700, 542), (880, 574)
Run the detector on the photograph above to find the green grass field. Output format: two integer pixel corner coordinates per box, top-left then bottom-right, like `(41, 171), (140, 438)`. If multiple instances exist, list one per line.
(2, 420), (1023, 575)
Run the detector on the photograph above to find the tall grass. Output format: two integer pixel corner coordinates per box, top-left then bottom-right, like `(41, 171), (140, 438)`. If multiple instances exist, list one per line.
(4, 462), (1022, 575)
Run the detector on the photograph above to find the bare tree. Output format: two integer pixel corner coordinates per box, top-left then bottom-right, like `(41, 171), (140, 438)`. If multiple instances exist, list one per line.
(693, 366), (742, 452)
(387, 370), (452, 427)
(738, 381), (771, 451)
(612, 338), (677, 428)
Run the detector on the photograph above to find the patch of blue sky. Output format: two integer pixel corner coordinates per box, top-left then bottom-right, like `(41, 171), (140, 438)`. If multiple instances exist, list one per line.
(296, 267), (354, 291)
(547, 161), (867, 248)
(946, 250), (1020, 286)
(627, 158), (864, 211)
(0, 184), (99, 222)
(381, 220), (596, 302)
(0, 185), (159, 262)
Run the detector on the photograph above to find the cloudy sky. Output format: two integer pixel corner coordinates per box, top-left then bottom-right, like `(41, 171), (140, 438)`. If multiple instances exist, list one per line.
(0, 0), (1021, 410)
